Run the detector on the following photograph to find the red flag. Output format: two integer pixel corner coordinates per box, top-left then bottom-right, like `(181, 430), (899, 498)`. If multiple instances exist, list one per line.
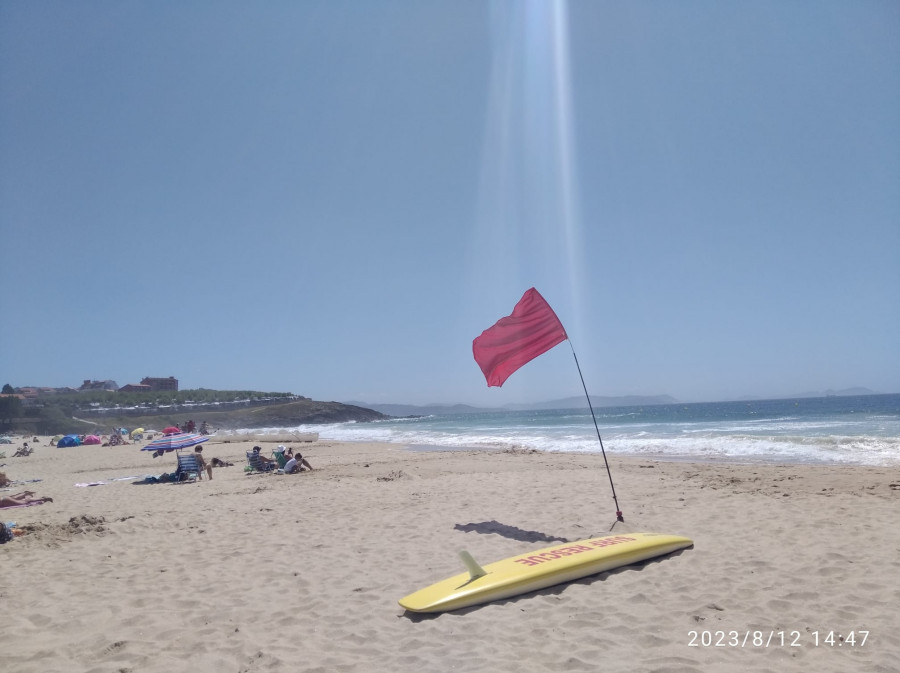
(473, 288), (568, 387)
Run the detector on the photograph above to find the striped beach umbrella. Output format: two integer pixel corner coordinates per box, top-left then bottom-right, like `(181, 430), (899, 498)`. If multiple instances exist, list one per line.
(140, 432), (209, 453)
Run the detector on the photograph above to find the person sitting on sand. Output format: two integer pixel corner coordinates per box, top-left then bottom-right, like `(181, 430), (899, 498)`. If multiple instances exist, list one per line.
(0, 491), (53, 508)
(193, 446), (213, 480)
(283, 452), (313, 474)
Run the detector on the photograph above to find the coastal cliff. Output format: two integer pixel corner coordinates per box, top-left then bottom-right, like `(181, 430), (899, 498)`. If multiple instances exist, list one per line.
(7, 398), (389, 435)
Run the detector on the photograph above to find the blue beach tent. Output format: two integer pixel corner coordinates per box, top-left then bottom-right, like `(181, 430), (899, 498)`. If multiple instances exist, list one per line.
(57, 434), (81, 448)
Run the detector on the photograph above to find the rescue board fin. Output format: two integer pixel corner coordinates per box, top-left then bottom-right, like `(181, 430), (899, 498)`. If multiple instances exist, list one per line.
(459, 550), (487, 580)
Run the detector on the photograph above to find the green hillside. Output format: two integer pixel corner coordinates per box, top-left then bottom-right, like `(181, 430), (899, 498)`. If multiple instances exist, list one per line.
(92, 398), (389, 432)
(1, 389), (389, 435)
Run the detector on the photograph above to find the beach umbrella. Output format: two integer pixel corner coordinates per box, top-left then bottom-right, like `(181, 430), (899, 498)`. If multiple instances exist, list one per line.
(141, 432), (209, 453)
(83, 435), (101, 445)
(163, 426), (181, 435)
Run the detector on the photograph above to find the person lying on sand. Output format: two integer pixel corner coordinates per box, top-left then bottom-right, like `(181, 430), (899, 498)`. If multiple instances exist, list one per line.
(0, 491), (53, 508)
(210, 457), (233, 467)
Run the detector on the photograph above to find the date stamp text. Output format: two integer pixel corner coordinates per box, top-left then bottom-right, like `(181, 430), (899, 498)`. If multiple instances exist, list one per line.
(688, 630), (869, 648)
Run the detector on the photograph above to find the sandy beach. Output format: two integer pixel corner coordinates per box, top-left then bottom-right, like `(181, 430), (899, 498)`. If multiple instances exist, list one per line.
(1, 436), (898, 673)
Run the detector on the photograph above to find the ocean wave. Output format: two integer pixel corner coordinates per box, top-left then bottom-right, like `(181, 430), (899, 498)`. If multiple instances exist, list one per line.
(228, 397), (900, 466)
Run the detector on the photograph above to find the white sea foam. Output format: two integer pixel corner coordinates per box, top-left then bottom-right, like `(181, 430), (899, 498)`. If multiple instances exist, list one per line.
(230, 396), (900, 466)
(227, 423), (900, 466)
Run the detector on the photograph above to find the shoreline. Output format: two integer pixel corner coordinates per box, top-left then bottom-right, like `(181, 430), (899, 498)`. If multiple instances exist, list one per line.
(398, 440), (896, 468)
(1, 437), (898, 672)
(8, 431), (894, 468)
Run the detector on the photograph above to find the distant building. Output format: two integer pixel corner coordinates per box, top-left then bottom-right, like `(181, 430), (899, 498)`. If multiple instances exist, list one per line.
(14, 386), (77, 398)
(119, 384), (152, 393)
(79, 379), (119, 392)
(140, 376), (179, 391)
(4, 391), (37, 407)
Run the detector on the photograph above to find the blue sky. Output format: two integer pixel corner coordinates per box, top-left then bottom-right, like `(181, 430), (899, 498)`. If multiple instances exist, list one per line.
(1, 1), (898, 405)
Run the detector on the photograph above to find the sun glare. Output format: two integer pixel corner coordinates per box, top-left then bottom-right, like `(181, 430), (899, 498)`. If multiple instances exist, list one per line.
(471, 0), (583, 338)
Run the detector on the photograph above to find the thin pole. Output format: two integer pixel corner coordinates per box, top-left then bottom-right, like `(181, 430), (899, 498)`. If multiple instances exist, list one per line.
(569, 341), (624, 523)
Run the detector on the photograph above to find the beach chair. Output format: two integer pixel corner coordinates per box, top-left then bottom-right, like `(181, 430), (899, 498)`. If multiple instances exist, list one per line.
(175, 453), (201, 482)
(246, 451), (276, 473)
(273, 449), (287, 469)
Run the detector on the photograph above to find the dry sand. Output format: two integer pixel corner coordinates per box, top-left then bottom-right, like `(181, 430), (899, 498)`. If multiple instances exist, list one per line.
(1, 435), (898, 673)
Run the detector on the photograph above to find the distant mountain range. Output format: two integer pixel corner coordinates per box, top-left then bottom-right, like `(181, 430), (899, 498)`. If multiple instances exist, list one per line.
(348, 388), (886, 417)
(345, 395), (678, 417)
(503, 394), (679, 410)
(736, 387), (880, 401)
(344, 402), (493, 417)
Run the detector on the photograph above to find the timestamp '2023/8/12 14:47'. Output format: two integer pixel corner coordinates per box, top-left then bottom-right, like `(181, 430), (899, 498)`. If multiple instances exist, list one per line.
(688, 630), (870, 648)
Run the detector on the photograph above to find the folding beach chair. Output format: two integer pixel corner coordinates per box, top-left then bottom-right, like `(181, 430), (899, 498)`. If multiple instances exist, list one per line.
(175, 453), (201, 482)
(246, 451), (276, 473)
(273, 449), (287, 469)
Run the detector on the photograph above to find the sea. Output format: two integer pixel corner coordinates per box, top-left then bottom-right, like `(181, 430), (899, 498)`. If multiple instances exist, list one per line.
(231, 394), (900, 467)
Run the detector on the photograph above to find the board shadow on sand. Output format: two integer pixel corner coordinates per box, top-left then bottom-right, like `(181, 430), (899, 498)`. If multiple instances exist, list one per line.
(453, 520), (570, 544)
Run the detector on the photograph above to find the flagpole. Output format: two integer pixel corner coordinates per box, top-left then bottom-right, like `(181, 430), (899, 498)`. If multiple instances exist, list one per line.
(568, 341), (624, 523)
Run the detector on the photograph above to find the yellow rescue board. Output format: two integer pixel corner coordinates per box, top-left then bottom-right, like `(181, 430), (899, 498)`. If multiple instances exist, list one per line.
(399, 532), (692, 613)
